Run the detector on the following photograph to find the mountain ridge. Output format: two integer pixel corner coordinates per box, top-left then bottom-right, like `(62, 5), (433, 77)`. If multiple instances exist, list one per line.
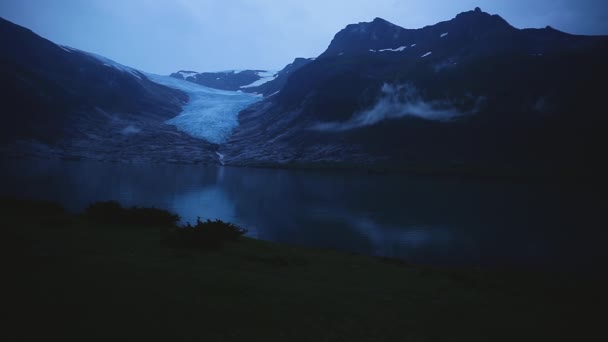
(2, 9), (608, 175)
(0, 16), (223, 164)
(219, 8), (608, 174)
(169, 57), (315, 96)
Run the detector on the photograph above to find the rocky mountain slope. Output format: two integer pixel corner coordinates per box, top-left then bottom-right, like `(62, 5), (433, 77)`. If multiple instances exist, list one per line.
(0, 17), (228, 163)
(170, 57), (314, 97)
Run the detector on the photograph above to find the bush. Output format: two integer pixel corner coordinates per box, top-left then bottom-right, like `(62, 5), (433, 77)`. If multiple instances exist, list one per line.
(165, 217), (247, 249)
(84, 201), (179, 228)
(0, 199), (71, 228)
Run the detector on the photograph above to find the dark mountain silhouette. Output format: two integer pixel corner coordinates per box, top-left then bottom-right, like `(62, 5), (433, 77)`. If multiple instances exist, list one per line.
(170, 69), (272, 92)
(0, 17), (186, 142)
(220, 8), (608, 176)
(2, 9), (607, 175)
(0, 17), (219, 163)
(170, 57), (314, 96)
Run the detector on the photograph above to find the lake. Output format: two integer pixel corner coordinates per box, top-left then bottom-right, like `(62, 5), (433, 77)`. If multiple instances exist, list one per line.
(2, 158), (605, 271)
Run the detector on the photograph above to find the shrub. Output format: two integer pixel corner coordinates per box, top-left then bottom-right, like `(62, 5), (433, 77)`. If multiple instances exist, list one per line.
(0, 199), (71, 228)
(165, 217), (247, 249)
(84, 201), (179, 228)
(84, 201), (123, 223)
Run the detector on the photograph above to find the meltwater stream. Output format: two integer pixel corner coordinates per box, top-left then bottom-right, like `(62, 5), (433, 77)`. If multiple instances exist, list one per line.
(146, 74), (261, 144)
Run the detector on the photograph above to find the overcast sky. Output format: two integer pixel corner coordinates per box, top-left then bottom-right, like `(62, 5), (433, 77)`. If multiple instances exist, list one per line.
(1, 0), (607, 74)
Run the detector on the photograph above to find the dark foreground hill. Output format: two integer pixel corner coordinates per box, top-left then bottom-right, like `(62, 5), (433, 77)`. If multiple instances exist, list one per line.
(4, 199), (604, 341)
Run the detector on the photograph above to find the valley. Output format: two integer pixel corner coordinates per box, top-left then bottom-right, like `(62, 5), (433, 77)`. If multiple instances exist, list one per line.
(2, 8), (608, 173)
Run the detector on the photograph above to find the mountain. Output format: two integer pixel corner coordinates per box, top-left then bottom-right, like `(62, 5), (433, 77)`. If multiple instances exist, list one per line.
(170, 57), (314, 96)
(0, 17), (219, 163)
(3, 10), (608, 175)
(170, 69), (276, 93)
(249, 58), (314, 96)
(220, 8), (608, 176)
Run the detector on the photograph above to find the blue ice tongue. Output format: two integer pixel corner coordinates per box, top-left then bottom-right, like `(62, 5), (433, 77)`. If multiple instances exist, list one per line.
(146, 74), (261, 144)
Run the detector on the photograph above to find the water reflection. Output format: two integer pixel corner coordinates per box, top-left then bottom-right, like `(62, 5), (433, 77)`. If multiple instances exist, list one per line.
(170, 185), (245, 234)
(1, 159), (605, 270)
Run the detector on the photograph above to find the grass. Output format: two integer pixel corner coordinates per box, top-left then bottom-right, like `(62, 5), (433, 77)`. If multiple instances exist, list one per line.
(4, 200), (605, 341)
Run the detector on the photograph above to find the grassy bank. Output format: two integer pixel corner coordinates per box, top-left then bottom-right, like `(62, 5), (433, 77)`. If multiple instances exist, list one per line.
(5, 200), (604, 341)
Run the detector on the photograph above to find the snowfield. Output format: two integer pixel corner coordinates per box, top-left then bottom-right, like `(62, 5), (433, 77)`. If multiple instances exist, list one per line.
(178, 71), (198, 79)
(147, 74), (261, 144)
(240, 71), (278, 88)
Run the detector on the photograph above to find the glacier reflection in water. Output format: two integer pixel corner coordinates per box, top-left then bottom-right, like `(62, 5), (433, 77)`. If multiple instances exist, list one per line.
(1, 159), (606, 270)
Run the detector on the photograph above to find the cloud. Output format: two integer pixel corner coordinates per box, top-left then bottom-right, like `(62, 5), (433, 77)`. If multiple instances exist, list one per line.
(312, 84), (478, 131)
(121, 125), (142, 135)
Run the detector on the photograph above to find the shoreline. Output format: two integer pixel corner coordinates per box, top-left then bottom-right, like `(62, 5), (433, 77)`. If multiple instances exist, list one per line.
(2, 154), (603, 184)
(5, 199), (605, 340)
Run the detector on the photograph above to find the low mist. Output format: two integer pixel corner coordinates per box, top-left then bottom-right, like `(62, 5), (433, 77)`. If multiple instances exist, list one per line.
(312, 84), (477, 131)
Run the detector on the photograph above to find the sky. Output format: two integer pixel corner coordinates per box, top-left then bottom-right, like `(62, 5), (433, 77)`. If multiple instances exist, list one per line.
(1, 0), (607, 74)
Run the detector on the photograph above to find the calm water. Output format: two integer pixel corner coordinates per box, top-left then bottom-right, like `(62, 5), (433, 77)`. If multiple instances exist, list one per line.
(1, 159), (605, 270)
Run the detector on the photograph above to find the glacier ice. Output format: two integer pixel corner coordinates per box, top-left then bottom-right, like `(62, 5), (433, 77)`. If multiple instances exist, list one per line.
(146, 74), (261, 144)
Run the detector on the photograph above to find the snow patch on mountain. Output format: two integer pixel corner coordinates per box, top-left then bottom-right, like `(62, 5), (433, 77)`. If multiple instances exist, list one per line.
(178, 71), (198, 78)
(421, 52), (433, 58)
(381, 46), (407, 52)
(371, 46), (408, 53)
(146, 74), (261, 144)
(218, 69), (246, 74)
(440, 32), (449, 38)
(57, 45), (72, 53)
(240, 71), (278, 88)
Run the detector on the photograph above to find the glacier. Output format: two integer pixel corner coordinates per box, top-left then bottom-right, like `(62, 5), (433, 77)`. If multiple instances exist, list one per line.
(146, 74), (261, 144)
